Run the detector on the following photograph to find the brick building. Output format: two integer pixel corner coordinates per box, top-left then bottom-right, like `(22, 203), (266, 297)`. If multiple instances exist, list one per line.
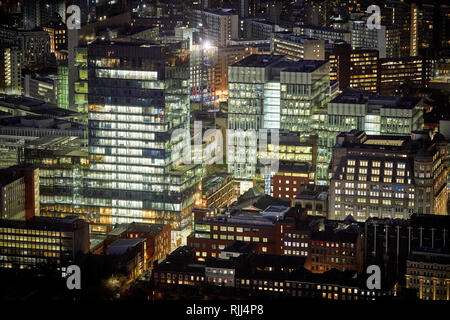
(187, 205), (311, 259)
(306, 220), (364, 273)
(98, 222), (172, 268)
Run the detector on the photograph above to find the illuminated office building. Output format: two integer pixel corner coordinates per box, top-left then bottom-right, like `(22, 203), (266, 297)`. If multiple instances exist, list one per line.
(196, 173), (235, 209)
(316, 89), (425, 186)
(0, 165), (39, 221)
(329, 130), (448, 221)
(243, 19), (285, 39)
(0, 216), (89, 271)
(385, 27), (401, 59)
(266, 132), (318, 197)
(349, 19), (387, 58)
(303, 0), (333, 27)
(227, 55), (330, 191)
(42, 18), (67, 60)
(1, 172), (26, 221)
(189, 43), (218, 111)
(187, 205), (311, 258)
(378, 56), (431, 95)
(0, 46), (22, 95)
(0, 27), (50, 67)
(73, 47), (88, 113)
(327, 89), (424, 140)
(23, 73), (58, 105)
(21, 137), (89, 222)
(406, 248), (450, 301)
(330, 45), (378, 93)
(349, 50), (378, 93)
(213, 44), (258, 102)
(409, 2), (450, 57)
(87, 40), (201, 243)
(57, 61), (69, 110)
(293, 25), (351, 44)
(192, 9), (239, 47)
(271, 32), (325, 61)
(329, 42), (351, 91)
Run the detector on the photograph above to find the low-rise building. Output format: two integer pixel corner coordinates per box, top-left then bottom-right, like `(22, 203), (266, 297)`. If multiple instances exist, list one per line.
(0, 215), (89, 271)
(105, 222), (172, 268)
(406, 248), (450, 301)
(196, 173), (235, 209)
(187, 205), (311, 258)
(107, 238), (147, 280)
(292, 189), (328, 217)
(152, 246), (391, 301)
(306, 220), (363, 273)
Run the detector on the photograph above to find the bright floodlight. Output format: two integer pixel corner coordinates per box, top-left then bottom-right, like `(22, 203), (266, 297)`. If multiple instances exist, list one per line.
(204, 41), (211, 50)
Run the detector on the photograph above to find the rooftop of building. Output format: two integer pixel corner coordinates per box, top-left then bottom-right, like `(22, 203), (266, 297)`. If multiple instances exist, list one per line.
(0, 26), (48, 34)
(202, 173), (232, 193)
(0, 95), (81, 119)
(334, 130), (444, 156)
(107, 238), (146, 255)
(0, 115), (85, 131)
(273, 32), (323, 43)
(0, 215), (86, 231)
(268, 130), (317, 146)
(231, 54), (327, 72)
(330, 89), (422, 109)
(43, 18), (66, 30)
(296, 24), (350, 34)
(273, 59), (328, 73)
(0, 164), (38, 186)
(295, 190), (328, 201)
(408, 247), (450, 264)
(108, 222), (167, 237)
(261, 205), (290, 218)
(277, 161), (313, 174)
(88, 38), (160, 47)
(154, 246), (203, 273)
(0, 172), (23, 187)
(379, 56), (425, 63)
(231, 54), (284, 68)
(248, 254), (306, 269)
(23, 136), (86, 152)
(196, 8), (238, 16)
(244, 18), (278, 26)
(222, 241), (257, 254)
(311, 228), (359, 244)
(233, 187), (291, 211)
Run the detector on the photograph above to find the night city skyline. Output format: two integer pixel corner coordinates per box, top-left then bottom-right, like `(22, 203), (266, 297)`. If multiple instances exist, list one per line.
(0, 0), (449, 311)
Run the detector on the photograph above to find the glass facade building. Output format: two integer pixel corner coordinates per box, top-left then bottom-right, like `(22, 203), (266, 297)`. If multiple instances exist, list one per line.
(22, 137), (89, 221)
(57, 62), (69, 110)
(73, 47), (88, 113)
(228, 55), (331, 190)
(86, 40), (201, 243)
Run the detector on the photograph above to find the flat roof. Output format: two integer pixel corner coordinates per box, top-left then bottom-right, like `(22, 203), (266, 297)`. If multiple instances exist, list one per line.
(197, 8), (237, 16)
(107, 238), (145, 255)
(274, 59), (328, 73)
(296, 24), (350, 34)
(330, 89), (422, 109)
(232, 54), (284, 68)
